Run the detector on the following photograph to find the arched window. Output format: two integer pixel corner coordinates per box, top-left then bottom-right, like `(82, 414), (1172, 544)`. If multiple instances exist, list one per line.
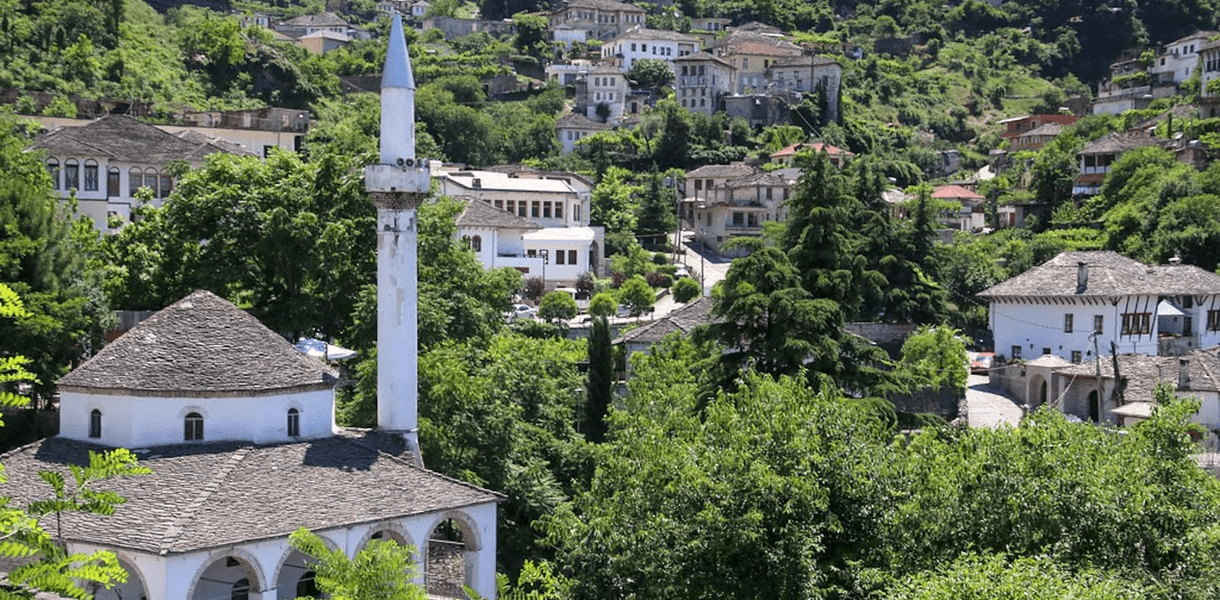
(89, 409), (101, 439)
(287, 408), (300, 437)
(296, 572), (319, 596)
(107, 167), (120, 196)
(46, 159), (60, 190)
(64, 159), (80, 190)
(471, 235), (482, 252)
(159, 173), (172, 198)
(144, 168), (158, 197)
(231, 577), (250, 600)
(184, 412), (204, 441)
(84, 159), (99, 191)
(128, 168), (142, 196)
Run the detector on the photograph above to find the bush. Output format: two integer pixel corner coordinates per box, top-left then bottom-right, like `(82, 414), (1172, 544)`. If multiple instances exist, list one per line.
(645, 271), (673, 288)
(672, 277), (700, 302)
(522, 276), (545, 302)
(538, 290), (579, 322)
(656, 264), (678, 276)
(651, 252), (668, 265)
(617, 276), (655, 316)
(589, 292), (617, 317)
(575, 272), (596, 298)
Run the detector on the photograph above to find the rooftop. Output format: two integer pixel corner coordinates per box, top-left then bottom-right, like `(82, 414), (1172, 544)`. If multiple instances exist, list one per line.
(0, 432), (500, 555)
(455, 198), (543, 230)
(978, 251), (1220, 299)
(30, 115), (240, 165)
(1079, 131), (1163, 155)
(556, 113), (615, 130)
(617, 297), (714, 344)
(442, 170), (578, 194)
(58, 290), (337, 397)
(931, 184), (984, 201)
(1055, 348), (1220, 403)
(686, 163), (757, 179)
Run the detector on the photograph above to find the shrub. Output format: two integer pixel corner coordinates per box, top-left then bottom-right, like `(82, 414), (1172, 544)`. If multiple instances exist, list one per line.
(589, 292), (617, 317)
(575, 272), (596, 298)
(672, 277), (700, 302)
(651, 252), (668, 265)
(522, 276), (545, 302)
(645, 271), (673, 289)
(538, 290), (579, 322)
(617, 276), (655, 315)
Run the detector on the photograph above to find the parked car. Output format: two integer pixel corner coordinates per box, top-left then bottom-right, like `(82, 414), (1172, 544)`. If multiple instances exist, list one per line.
(970, 352), (994, 375)
(505, 303), (537, 321)
(674, 264), (691, 279)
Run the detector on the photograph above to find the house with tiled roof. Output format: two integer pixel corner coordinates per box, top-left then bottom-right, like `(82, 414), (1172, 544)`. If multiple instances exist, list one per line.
(1051, 348), (1220, 427)
(978, 251), (1220, 367)
(681, 163), (800, 254)
(674, 51), (734, 116)
(617, 297), (714, 376)
(764, 55), (842, 122)
(600, 27), (700, 72)
(556, 112), (614, 154)
(548, 0), (645, 42)
(1201, 39), (1220, 115)
(705, 32), (802, 94)
(29, 114), (249, 231)
(574, 65), (629, 121)
(932, 184), (986, 233)
(769, 142), (853, 167)
(1072, 131), (1165, 196)
(439, 169), (605, 284)
(1, 291), (502, 600)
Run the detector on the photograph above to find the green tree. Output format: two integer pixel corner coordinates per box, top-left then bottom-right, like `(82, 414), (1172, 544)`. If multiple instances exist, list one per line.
(289, 528), (425, 600)
(883, 554), (1144, 600)
(538, 290), (578, 322)
(898, 325), (968, 394)
(616, 276), (654, 316)
(626, 58), (675, 90)
(588, 292), (616, 317)
(635, 168), (679, 237)
(584, 316), (613, 443)
(672, 277), (700, 302)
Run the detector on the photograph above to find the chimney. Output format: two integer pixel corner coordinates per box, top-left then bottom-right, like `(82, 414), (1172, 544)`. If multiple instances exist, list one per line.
(1076, 262), (1088, 293)
(1179, 358), (1191, 390)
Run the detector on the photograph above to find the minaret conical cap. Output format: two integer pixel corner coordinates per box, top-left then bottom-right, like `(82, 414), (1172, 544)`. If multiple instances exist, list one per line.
(382, 13), (415, 90)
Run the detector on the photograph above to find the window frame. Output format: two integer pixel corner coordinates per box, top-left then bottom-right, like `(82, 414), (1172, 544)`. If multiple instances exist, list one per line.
(46, 159), (61, 190)
(1121, 312), (1152, 336)
(184, 412), (204, 441)
(83, 159), (99, 191)
(1094, 315), (1104, 334)
(89, 409), (102, 439)
(1064, 313), (1073, 333)
(287, 408), (300, 437)
(64, 159), (80, 190)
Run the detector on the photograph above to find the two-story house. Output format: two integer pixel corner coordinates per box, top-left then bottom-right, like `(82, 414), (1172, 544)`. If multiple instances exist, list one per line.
(600, 27), (699, 72)
(979, 251), (1220, 365)
(673, 52), (734, 115)
(556, 112), (614, 154)
(685, 165), (796, 254)
(31, 114), (250, 231)
(575, 66), (630, 120)
(997, 114), (1078, 151)
(764, 55), (842, 122)
(705, 31), (802, 94)
(437, 169), (604, 285)
(1072, 131), (1164, 196)
(1151, 31), (1217, 86)
(548, 0), (645, 42)
(1202, 40), (1220, 116)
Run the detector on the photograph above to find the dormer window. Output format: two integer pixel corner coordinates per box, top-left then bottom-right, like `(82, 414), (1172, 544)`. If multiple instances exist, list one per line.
(89, 409), (101, 439)
(288, 408), (300, 437)
(185, 412), (204, 441)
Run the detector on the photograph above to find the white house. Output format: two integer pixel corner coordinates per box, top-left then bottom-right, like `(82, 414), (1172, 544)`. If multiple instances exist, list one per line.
(1151, 31), (1217, 86)
(978, 251), (1220, 366)
(438, 169), (605, 284)
(1051, 349), (1220, 428)
(673, 51), (734, 115)
(575, 66), (630, 121)
(556, 112), (614, 154)
(600, 27), (699, 72)
(547, 0), (645, 42)
(1202, 39), (1220, 110)
(30, 114), (251, 231)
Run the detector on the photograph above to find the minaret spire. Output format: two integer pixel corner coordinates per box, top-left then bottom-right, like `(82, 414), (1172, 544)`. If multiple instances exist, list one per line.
(365, 12), (430, 464)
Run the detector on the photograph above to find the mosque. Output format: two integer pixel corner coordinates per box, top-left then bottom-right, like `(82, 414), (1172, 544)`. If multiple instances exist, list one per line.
(0, 13), (500, 600)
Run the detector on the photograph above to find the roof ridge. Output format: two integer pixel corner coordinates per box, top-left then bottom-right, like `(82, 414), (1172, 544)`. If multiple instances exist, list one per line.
(157, 445), (254, 553)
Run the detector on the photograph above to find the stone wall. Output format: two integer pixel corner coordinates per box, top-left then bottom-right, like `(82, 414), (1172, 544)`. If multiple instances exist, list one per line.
(891, 385), (961, 421)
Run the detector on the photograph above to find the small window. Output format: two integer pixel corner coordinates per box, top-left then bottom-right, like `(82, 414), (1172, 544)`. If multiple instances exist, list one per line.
(159, 174), (172, 199)
(471, 235), (482, 252)
(46, 159), (60, 190)
(1121, 312), (1152, 336)
(556, 250), (566, 265)
(145, 168), (159, 196)
(1094, 315), (1104, 334)
(185, 412), (204, 441)
(1064, 313), (1073, 333)
(129, 168), (143, 196)
(107, 167), (120, 196)
(1071, 350), (1082, 363)
(287, 408), (300, 437)
(1042, 347), (1051, 356)
(568, 249), (577, 265)
(84, 160), (99, 191)
(1208, 310), (1220, 332)
(89, 409), (101, 439)
(1011, 345), (1022, 360)
(64, 159), (80, 190)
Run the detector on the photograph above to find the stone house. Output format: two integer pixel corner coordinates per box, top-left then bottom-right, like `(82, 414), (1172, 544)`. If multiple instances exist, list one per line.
(673, 52), (734, 115)
(548, 0), (645, 42)
(600, 27), (699, 72)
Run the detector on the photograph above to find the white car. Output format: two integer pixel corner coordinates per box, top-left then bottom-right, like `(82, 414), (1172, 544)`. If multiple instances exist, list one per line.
(674, 265), (691, 279)
(505, 303), (537, 321)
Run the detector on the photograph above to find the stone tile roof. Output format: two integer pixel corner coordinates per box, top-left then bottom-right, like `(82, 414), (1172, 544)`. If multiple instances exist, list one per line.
(559, 0), (643, 12)
(1020, 122), (1065, 138)
(770, 142), (852, 158)
(618, 297), (714, 344)
(172, 129), (256, 157)
(30, 115), (238, 165)
(455, 198), (542, 230)
(556, 113), (614, 130)
(685, 163), (757, 179)
(727, 171), (789, 188)
(978, 251), (1220, 299)
(1055, 348), (1220, 404)
(1078, 131), (1163, 155)
(771, 54), (839, 69)
(58, 290), (337, 397)
(280, 12), (349, 27)
(673, 51), (733, 68)
(611, 27), (699, 44)
(0, 432), (500, 555)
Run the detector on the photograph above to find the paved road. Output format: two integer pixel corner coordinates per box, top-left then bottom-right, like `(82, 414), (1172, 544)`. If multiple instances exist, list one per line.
(679, 233), (731, 296)
(965, 373), (1024, 428)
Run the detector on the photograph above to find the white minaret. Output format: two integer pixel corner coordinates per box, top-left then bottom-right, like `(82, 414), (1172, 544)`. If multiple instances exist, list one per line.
(365, 12), (431, 462)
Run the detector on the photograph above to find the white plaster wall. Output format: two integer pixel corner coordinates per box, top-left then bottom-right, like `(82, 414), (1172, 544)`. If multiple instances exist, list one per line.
(990, 297), (1160, 361)
(376, 206), (420, 434)
(58, 388), (336, 447)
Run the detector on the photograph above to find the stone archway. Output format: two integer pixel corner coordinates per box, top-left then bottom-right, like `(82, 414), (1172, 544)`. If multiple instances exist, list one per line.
(1028, 374), (1048, 409)
(423, 512), (482, 599)
(274, 548), (324, 599)
(188, 551), (267, 600)
(90, 555), (148, 600)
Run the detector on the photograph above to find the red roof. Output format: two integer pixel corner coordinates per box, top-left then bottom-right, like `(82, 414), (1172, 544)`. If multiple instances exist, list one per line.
(931, 184), (984, 200)
(770, 142), (853, 159)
